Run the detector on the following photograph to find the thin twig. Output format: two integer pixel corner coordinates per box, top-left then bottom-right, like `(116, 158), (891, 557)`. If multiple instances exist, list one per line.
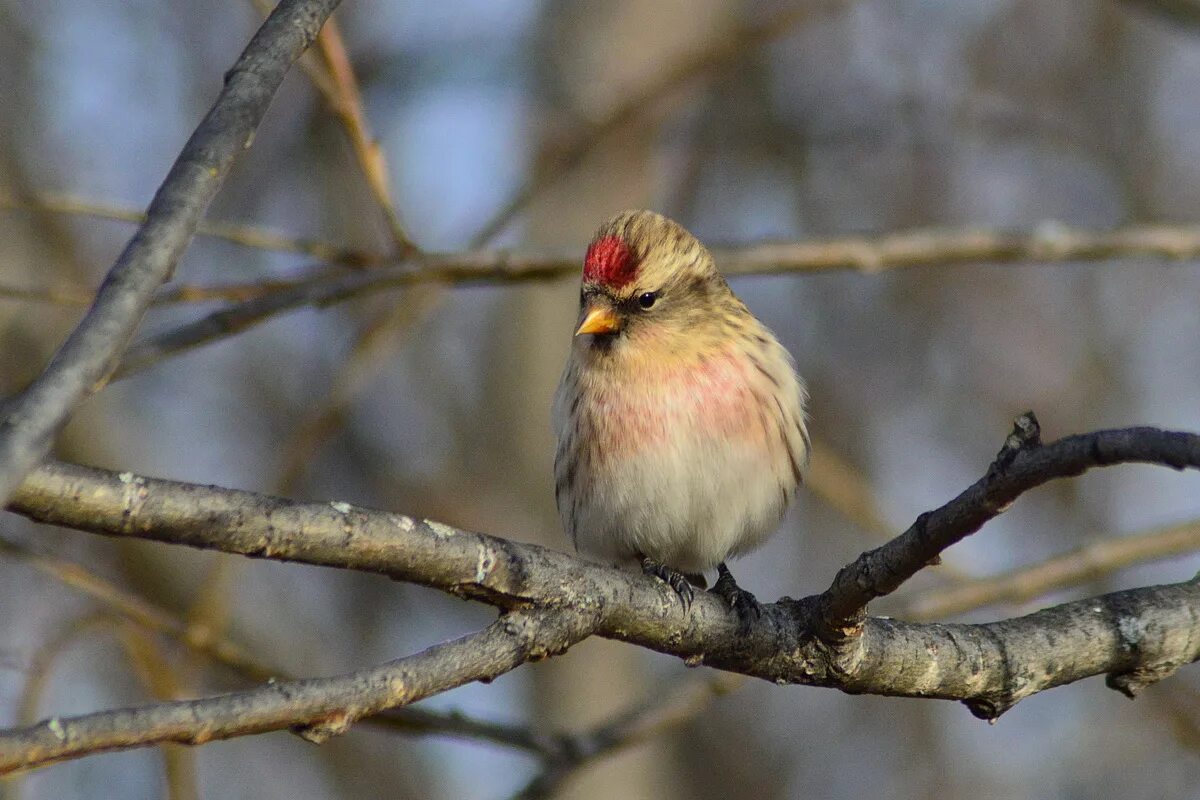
(510, 674), (744, 800)
(109, 222), (1200, 378)
(312, 18), (416, 254)
(0, 192), (375, 266)
(4, 219), (1200, 310)
(247, 1), (416, 252)
(11, 613), (198, 800)
(0, 533), (564, 755)
(902, 520), (1200, 620)
(0, 283), (95, 306)
(273, 286), (444, 492)
(469, 3), (824, 246)
(0, 0), (343, 505)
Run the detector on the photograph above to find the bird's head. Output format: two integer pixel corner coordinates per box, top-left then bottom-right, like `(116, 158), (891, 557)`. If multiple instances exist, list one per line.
(573, 210), (730, 352)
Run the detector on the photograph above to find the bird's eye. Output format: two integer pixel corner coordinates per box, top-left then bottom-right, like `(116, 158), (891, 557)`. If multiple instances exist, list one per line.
(637, 292), (658, 309)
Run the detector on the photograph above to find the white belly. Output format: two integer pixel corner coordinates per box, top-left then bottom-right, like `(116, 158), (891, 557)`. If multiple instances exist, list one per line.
(572, 427), (788, 573)
(555, 346), (805, 575)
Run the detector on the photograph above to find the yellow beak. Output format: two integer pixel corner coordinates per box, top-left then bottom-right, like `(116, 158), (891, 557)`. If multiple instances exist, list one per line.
(575, 306), (621, 336)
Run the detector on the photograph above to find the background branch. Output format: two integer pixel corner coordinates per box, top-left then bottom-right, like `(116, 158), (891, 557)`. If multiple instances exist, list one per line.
(468, 3), (827, 246)
(0, 0), (343, 504)
(0, 192), (371, 266)
(508, 674), (743, 800)
(904, 519), (1200, 620)
(6, 2), (1200, 796)
(110, 223), (1200, 378)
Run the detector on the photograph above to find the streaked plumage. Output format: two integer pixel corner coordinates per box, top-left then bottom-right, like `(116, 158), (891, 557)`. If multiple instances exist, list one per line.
(552, 210), (808, 624)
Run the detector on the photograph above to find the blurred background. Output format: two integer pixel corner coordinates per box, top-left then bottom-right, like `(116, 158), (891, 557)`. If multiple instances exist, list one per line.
(3, 0), (1200, 798)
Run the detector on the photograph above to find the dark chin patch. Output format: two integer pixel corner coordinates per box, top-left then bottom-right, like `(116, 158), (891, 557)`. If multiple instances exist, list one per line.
(584, 236), (637, 289)
(589, 334), (617, 354)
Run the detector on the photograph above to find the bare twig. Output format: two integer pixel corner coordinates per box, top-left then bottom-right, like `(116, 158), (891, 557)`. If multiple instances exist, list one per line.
(0, 0), (343, 504)
(469, 3), (824, 246)
(0, 534), (273, 681)
(312, 18), (416, 253)
(0, 192), (375, 266)
(510, 674), (743, 800)
(12, 613), (198, 800)
(9, 219), (1200, 317)
(110, 222), (1200, 378)
(0, 610), (588, 773)
(903, 520), (1200, 620)
(247, 0), (416, 253)
(0, 283), (95, 306)
(815, 413), (1198, 638)
(0, 276), (343, 308)
(0, 533), (568, 755)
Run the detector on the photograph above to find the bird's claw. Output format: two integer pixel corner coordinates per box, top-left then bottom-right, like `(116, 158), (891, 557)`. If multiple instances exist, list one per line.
(641, 557), (695, 611)
(712, 562), (761, 633)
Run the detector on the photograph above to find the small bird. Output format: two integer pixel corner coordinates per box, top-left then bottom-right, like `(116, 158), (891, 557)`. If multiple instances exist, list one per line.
(553, 210), (808, 627)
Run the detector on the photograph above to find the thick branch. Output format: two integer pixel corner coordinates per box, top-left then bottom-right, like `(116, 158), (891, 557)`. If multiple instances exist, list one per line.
(0, 0), (341, 503)
(6, 418), (1199, 730)
(0, 609), (588, 773)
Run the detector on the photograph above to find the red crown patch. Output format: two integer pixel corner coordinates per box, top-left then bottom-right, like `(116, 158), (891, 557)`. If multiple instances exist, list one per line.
(583, 236), (637, 288)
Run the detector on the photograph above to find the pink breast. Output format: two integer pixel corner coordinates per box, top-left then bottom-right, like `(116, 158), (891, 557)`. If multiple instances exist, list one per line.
(588, 351), (765, 461)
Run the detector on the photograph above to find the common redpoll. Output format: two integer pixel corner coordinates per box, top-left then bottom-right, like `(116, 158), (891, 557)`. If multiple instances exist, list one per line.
(552, 210), (809, 627)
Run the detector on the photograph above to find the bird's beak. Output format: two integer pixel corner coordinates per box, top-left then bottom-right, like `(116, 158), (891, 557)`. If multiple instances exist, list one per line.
(575, 305), (621, 336)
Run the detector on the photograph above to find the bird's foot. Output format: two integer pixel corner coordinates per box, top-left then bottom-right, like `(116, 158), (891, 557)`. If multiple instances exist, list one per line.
(712, 562), (761, 632)
(641, 556), (695, 611)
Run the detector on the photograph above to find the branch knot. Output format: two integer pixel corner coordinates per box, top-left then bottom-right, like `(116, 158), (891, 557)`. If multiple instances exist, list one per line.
(990, 411), (1042, 474)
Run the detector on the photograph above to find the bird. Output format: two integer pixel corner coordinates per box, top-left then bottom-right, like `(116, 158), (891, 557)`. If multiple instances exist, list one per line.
(552, 209), (808, 628)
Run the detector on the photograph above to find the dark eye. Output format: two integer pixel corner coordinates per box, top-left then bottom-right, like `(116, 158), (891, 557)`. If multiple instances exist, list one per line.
(637, 292), (658, 309)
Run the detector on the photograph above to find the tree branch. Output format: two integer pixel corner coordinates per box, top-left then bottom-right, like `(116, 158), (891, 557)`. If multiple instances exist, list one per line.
(1, 415), (1196, 770)
(0, 0), (342, 504)
(108, 223), (1200, 378)
(310, 17), (417, 254)
(0, 609), (589, 773)
(0, 532), (607, 757)
(0, 192), (372, 266)
(468, 2), (826, 246)
(816, 413), (1200, 634)
(904, 519), (1200, 620)
(508, 674), (743, 800)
